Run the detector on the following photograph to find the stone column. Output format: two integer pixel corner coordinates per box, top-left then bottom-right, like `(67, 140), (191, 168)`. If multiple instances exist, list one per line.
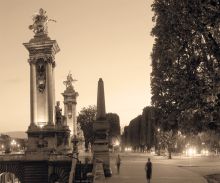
(30, 62), (37, 126)
(64, 103), (68, 126)
(52, 65), (56, 115)
(72, 103), (77, 136)
(47, 63), (54, 125)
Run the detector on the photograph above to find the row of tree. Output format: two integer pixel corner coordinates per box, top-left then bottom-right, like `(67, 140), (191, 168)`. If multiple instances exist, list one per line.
(122, 107), (158, 151)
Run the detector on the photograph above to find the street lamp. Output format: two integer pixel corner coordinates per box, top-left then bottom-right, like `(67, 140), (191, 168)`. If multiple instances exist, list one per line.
(10, 140), (17, 152)
(11, 140), (16, 146)
(156, 128), (161, 155)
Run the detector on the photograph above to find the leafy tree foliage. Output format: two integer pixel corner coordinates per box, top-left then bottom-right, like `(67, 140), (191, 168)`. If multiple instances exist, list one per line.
(77, 105), (96, 151)
(0, 134), (11, 153)
(77, 106), (121, 150)
(128, 115), (142, 150)
(106, 113), (121, 146)
(157, 130), (177, 159)
(122, 106), (159, 151)
(151, 0), (220, 133)
(199, 130), (220, 151)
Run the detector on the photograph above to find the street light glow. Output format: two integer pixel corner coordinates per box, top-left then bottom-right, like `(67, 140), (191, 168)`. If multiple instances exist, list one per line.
(186, 147), (197, 156)
(10, 140), (17, 146)
(125, 147), (132, 152)
(114, 140), (120, 146)
(201, 149), (209, 156)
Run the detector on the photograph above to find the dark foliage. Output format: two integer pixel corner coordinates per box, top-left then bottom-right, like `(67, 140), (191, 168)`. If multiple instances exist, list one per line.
(151, 0), (220, 133)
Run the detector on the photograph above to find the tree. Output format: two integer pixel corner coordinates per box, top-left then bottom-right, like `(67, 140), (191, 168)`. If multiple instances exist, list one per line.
(77, 105), (96, 151)
(199, 130), (220, 151)
(151, 0), (220, 133)
(157, 130), (177, 159)
(0, 134), (11, 153)
(106, 113), (121, 146)
(128, 116), (142, 151)
(77, 106), (121, 151)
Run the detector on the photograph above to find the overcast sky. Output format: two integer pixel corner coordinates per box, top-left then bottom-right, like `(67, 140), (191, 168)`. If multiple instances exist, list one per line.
(0, 0), (154, 132)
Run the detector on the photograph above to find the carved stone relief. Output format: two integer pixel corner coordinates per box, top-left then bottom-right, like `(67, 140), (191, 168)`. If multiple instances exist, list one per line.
(36, 58), (46, 93)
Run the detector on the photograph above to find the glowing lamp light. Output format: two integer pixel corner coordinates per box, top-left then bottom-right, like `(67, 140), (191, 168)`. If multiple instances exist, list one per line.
(38, 124), (44, 128)
(10, 140), (17, 146)
(185, 147), (197, 156)
(114, 140), (120, 146)
(151, 150), (156, 155)
(201, 149), (209, 156)
(37, 121), (46, 128)
(125, 147), (132, 152)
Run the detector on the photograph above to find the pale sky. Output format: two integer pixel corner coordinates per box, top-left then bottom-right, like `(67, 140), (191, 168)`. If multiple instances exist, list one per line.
(0, 0), (154, 132)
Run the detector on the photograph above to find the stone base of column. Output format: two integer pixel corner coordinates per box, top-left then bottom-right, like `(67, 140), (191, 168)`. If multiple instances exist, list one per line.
(28, 123), (38, 131)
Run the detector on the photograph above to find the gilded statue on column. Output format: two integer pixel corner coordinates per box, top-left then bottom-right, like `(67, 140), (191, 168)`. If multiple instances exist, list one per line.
(29, 8), (56, 35)
(63, 72), (77, 90)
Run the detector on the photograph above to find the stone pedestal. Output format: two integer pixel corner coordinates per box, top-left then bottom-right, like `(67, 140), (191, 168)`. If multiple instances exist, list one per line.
(26, 125), (70, 154)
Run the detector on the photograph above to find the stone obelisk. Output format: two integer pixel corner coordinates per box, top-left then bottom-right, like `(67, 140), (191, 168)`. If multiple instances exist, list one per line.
(97, 78), (106, 120)
(93, 78), (111, 177)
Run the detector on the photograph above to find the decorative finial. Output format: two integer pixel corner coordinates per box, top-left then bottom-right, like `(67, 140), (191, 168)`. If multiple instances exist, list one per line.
(63, 72), (77, 90)
(29, 8), (56, 35)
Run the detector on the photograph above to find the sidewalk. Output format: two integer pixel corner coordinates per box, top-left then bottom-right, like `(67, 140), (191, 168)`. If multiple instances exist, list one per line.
(106, 158), (207, 183)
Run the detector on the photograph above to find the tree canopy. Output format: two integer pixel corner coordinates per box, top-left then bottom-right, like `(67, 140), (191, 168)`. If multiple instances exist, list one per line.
(77, 106), (121, 150)
(106, 113), (121, 145)
(151, 0), (220, 133)
(77, 105), (96, 150)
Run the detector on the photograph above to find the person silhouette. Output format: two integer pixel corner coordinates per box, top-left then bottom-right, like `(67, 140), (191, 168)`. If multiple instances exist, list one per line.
(115, 154), (121, 174)
(145, 158), (152, 183)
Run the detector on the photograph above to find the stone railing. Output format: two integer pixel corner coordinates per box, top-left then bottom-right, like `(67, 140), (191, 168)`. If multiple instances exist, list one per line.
(0, 153), (72, 162)
(0, 154), (25, 161)
(49, 154), (72, 161)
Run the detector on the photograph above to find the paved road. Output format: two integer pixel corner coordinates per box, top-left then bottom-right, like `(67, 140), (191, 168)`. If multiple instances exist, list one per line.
(106, 154), (207, 183)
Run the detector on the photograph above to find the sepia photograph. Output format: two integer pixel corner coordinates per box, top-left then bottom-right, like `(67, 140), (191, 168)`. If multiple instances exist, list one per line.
(0, 0), (220, 182)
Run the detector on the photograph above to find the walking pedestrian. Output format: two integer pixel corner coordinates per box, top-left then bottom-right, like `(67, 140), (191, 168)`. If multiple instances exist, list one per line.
(115, 154), (121, 174)
(145, 158), (152, 183)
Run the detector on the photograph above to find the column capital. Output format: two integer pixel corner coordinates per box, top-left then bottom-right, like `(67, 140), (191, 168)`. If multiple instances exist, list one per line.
(28, 56), (55, 65)
(24, 39), (60, 64)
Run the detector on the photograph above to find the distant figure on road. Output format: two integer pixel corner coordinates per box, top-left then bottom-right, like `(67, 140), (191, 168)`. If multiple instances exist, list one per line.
(116, 154), (121, 174)
(145, 158), (152, 183)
